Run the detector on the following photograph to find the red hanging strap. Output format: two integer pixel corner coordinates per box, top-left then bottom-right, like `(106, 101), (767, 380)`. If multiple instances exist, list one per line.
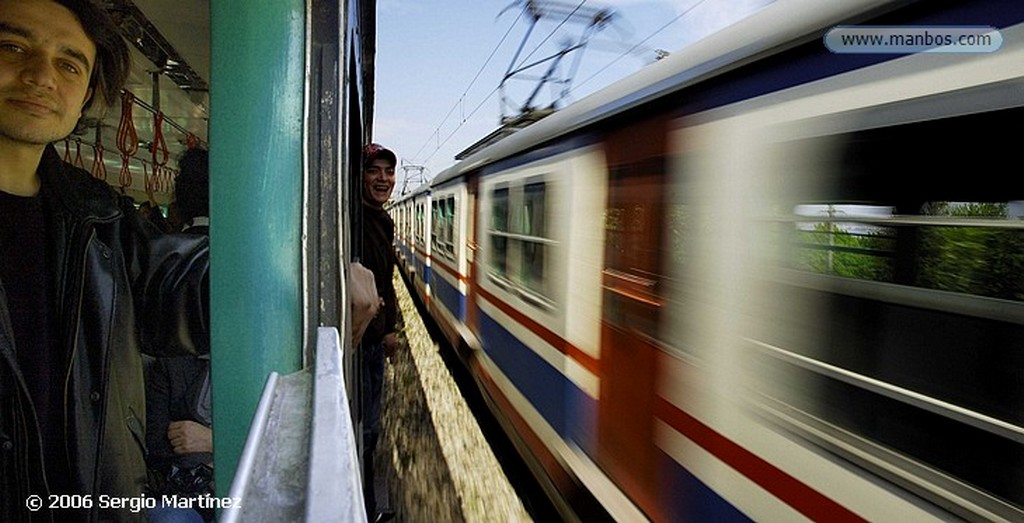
(63, 137), (72, 163)
(91, 143), (107, 181)
(116, 91), (138, 190)
(164, 167), (176, 194)
(148, 112), (171, 195)
(73, 138), (85, 169)
(151, 112), (169, 167)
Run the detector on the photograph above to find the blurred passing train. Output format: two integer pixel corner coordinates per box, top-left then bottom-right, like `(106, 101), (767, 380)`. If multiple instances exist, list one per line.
(393, 0), (1024, 520)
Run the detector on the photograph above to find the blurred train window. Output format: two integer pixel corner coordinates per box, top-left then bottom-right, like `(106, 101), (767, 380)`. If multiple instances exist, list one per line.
(786, 107), (1024, 302)
(490, 188), (510, 276)
(761, 106), (1024, 511)
(519, 182), (547, 295)
(792, 201), (1024, 301)
(914, 202), (1024, 301)
(487, 181), (554, 305)
(793, 205), (896, 283)
(431, 197), (456, 259)
(416, 202), (425, 245)
(444, 197), (456, 257)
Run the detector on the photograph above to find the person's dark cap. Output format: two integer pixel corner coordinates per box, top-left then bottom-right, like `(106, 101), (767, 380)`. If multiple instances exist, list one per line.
(363, 143), (397, 167)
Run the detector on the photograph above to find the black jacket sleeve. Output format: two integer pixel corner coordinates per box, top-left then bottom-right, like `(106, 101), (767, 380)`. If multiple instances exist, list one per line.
(123, 202), (211, 357)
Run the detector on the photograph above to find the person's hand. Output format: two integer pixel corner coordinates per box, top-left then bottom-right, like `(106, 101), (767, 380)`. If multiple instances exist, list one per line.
(167, 420), (213, 454)
(384, 332), (398, 360)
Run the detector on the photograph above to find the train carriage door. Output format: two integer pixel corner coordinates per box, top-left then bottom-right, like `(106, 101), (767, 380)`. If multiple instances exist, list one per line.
(466, 173), (480, 343)
(597, 117), (668, 517)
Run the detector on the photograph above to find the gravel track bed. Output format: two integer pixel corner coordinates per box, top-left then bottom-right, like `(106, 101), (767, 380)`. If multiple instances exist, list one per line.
(378, 270), (532, 522)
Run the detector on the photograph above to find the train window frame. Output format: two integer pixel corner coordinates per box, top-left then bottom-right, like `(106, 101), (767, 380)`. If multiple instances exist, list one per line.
(431, 200), (441, 254)
(745, 91), (1024, 518)
(517, 180), (548, 296)
(430, 194), (457, 262)
(489, 186), (511, 279)
(444, 196), (456, 259)
(484, 175), (558, 311)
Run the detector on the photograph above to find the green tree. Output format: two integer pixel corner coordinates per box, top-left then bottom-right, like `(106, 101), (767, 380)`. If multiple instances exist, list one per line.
(795, 213), (894, 282)
(917, 202), (1024, 301)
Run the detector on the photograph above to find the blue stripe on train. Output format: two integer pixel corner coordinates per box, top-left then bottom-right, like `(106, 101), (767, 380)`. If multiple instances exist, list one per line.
(412, 254), (430, 286)
(660, 449), (752, 522)
(478, 305), (751, 517)
(478, 310), (597, 453)
(397, 243), (413, 265)
(429, 268), (465, 320)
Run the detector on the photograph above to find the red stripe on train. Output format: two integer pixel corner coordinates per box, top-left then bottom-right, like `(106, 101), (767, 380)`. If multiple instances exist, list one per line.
(473, 359), (577, 499)
(475, 285), (600, 376)
(431, 256), (468, 287)
(654, 397), (867, 522)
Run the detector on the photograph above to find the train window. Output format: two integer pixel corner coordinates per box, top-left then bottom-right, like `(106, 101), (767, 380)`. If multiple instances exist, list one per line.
(793, 204), (896, 283)
(490, 188), (510, 276)
(487, 181), (555, 306)
(415, 203), (425, 245)
(759, 106), (1024, 510)
(432, 199), (446, 257)
(431, 196), (456, 260)
(783, 107), (1024, 302)
(444, 197), (456, 258)
(519, 182), (547, 295)
(914, 202), (1024, 301)
(789, 204), (1024, 304)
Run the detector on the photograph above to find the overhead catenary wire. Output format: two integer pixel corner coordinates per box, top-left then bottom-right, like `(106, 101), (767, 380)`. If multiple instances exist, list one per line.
(414, 0), (714, 169)
(507, 0), (590, 79)
(415, 0), (592, 167)
(571, 0), (710, 95)
(419, 85), (503, 164)
(409, 7), (529, 163)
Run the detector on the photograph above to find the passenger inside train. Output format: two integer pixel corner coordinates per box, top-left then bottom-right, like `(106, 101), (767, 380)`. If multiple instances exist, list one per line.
(145, 146), (214, 522)
(359, 142), (399, 523)
(0, 0), (210, 520)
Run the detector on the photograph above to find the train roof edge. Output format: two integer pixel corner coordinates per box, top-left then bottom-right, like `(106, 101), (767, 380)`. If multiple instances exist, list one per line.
(427, 0), (898, 188)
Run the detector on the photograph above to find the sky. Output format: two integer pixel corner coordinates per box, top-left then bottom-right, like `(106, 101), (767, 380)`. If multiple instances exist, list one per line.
(374, 0), (773, 193)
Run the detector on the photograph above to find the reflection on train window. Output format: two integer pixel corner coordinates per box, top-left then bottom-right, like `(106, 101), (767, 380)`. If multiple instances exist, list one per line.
(415, 203), (425, 245)
(445, 197), (456, 257)
(520, 182), (547, 295)
(432, 201), (441, 253)
(431, 196), (456, 260)
(759, 106), (1024, 509)
(915, 202), (1024, 301)
(791, 202), (1024, 301)
(491, 188), (509, 276)
(793, 204), (896, 283)
(487, 181), (555, 306)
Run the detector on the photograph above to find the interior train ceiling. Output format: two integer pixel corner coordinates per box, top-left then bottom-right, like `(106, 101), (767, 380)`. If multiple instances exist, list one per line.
(89, 0), (209, 154)
(127, 0), (210, 87)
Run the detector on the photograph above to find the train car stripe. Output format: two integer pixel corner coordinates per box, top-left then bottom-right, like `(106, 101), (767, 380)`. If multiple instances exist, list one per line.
(431, 256), (468, 287)
(474, 354), (643, 521)
(655, 397), (867, 522)
(475, 285), (600, 376)
(430, 266), (466, 322)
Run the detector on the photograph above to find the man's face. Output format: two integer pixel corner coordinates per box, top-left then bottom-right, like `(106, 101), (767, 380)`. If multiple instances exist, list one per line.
(363, 158), (396, 207)
(0, 0), (95, 147)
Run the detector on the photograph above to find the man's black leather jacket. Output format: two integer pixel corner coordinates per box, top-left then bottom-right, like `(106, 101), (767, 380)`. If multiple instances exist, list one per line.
(0, 146), (209, 521)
